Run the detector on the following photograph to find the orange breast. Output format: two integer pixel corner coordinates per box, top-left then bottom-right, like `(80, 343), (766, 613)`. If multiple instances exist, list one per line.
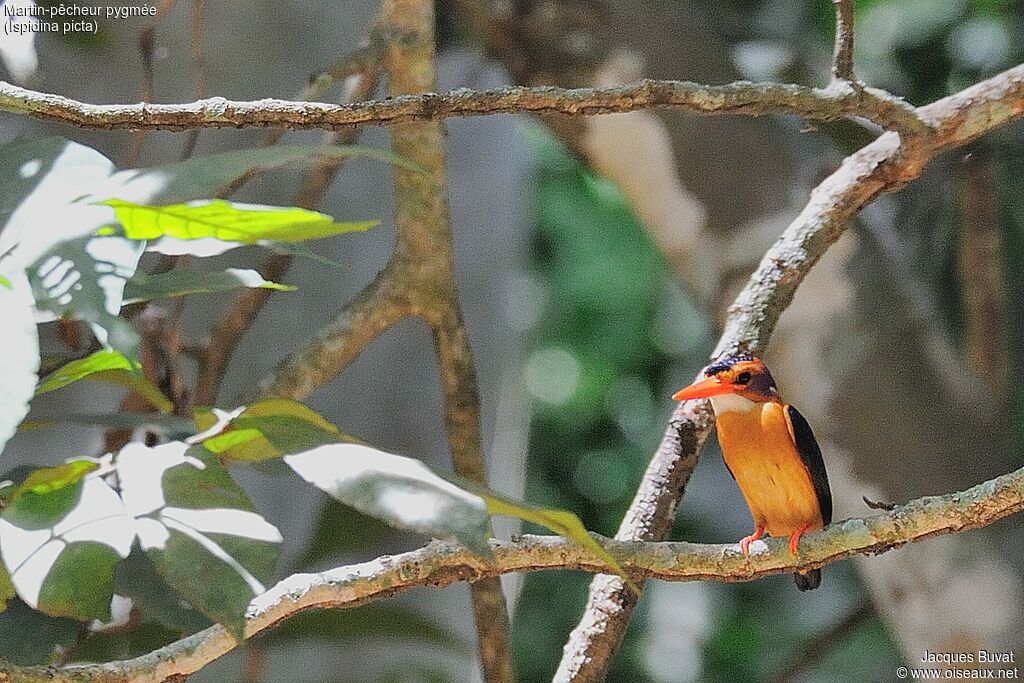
(715, 402), (823, 538)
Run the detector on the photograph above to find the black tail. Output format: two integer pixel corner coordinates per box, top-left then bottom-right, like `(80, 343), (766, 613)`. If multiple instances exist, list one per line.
(794, 569), (821, 591)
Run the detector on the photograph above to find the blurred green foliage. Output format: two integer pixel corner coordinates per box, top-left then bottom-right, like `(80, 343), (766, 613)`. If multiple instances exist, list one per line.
(512, 128), (713, 682)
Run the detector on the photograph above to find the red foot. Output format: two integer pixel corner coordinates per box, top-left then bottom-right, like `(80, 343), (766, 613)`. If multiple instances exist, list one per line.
(789, 523), (812, 556)
(739, 525), (766, 556)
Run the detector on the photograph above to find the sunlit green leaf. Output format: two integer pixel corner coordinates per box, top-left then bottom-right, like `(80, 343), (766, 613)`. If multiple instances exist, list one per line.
(470, 484), (638, 594)
(284, 443), (492, 557)
(0, 269), (39, 456)
(116, 442), (282, 638)
(122, 268), (296, 304)
(36, 349), (173, 413)
(0, 474), (134, 620)
(104, 198), (378, 244)
(195, 399), (345, 462)
(10, 460), (98, 501)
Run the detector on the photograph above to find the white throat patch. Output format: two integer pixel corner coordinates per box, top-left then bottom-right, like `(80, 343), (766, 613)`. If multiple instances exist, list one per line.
(709, 393), (757, 414)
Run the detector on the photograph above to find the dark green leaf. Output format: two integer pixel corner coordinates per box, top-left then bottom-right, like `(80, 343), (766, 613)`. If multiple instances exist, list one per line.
(0, 475), (134, 620)
(122, 268), (296, 304)
(0, 598), (78, 665)
(116, 442), (282, 638)
(27, 235), (142, 356)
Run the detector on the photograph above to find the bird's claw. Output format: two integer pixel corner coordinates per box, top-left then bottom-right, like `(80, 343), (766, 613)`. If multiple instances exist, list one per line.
(738, 525), (766, 557)
(788, 523), (812, 556)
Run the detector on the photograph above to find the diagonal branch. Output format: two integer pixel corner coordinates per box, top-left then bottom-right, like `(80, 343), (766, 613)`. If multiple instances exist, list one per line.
(0, 77), (929, 135)
(554, 64), (1024, 682)
(194, 69), (380, 407)
(5, 462), (1023, 682)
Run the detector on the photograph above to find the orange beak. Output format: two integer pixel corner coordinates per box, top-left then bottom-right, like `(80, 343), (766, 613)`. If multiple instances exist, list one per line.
(672, 376), (735, 401)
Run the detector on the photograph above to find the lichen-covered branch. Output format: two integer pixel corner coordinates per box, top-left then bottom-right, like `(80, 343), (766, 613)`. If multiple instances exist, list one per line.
(5, 463), (1023, 683)
(0, 77), (927, 134)
(554, 63), (1024, 682)
(831, 0), (856, 83)
(378, 0), (514, 678)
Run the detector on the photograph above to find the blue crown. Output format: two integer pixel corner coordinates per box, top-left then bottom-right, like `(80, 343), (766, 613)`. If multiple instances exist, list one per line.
(704, 354), (754, 376)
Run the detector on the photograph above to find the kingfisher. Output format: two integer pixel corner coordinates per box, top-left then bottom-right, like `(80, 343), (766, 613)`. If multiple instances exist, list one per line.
(672, 354), (832, 591)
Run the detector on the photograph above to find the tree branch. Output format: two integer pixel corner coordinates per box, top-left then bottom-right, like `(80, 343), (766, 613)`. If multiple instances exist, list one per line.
(378, 0), (514, 678)
(831, 0), (856, 84)
(554, 63), (1024, 682)
(0, 77), (928, 134)
(194, 69), (380, 407)
(6, 463), (1023, 682)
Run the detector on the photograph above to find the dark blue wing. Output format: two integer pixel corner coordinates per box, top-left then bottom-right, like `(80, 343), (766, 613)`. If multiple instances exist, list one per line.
(785, 405), (832, 524)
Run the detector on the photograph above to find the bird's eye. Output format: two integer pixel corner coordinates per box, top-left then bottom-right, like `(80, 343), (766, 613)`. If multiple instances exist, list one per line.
(736, 371), (752, 385)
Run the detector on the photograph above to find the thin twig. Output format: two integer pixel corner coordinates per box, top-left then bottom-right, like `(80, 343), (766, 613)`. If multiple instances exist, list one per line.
(765, 601), (875, 683)
(959, 145), (1008, 406)
(179, 0), (207, 160)
(0, 76), (933, 136)
(124, 0), (179, 166)
(193, 70), (380, 407)
(5, 462), (1024, 682)
(831, 0), (856, 84)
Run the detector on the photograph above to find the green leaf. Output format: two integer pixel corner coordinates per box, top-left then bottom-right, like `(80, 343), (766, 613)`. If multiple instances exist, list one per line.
(469, 484), (638, 594)
(36, 349), (173, 413)
(0, 274), (10, 289)
(0, 269), (40, 456)
(113, 550), (211, 633)
(0, 474), (135, 620)
(284, 443), (492, 557)
(263, 240), (343, 267)
(116, 442), (282, 638)
(141, 144), (423, 203)
(192, 400), (492, 556)
(27, 235), (143, 356)
(103, 198), (378, 244)
(123, 268), (296, 304)
(195, 399), (344, 462)
(75, 622), (182, 663)
(0, 598), (79, 665)
(19, 411), (194, 437)
(0, 562), (15, 614)
(10, 460), (98, 501)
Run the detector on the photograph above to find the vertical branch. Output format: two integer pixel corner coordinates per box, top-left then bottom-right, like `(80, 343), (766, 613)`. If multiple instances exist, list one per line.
(125, 0), (179, 166)
(959, 146), (1009, 406)
(380, 0), (514, 680)
(179, 0), (207, 160)
(831, 0), (856, 84)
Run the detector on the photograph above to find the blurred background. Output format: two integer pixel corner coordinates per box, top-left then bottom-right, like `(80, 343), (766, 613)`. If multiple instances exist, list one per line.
(1, 0), (1023, 681)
